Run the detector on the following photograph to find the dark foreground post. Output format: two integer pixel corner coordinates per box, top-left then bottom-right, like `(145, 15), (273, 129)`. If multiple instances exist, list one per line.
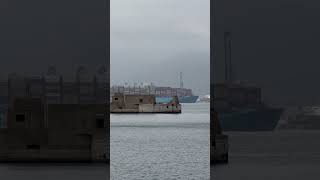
(211, 110), (228, 164)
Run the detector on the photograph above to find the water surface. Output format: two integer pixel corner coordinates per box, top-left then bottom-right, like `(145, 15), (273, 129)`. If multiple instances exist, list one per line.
(111, 103), (210, 180)
(212, 131), (320, 180)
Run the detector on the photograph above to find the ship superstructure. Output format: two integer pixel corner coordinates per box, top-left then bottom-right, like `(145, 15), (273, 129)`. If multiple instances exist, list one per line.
(214, 81), (283, 131)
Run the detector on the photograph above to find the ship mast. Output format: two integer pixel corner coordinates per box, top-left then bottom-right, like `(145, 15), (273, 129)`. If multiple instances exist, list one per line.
(180, 72), (184, 89)
(224, 31), (233, 84)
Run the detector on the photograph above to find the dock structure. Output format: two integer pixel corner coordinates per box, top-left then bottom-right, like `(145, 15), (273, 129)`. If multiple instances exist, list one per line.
(0, 98), (109, 162)
(111, 93), (181, 113)
(0, 67), (109, 162)
(211, 109), (228, 164)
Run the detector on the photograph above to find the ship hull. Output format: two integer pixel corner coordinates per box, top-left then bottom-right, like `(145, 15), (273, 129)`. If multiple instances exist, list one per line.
(156, 96), (199, 103)
(178, 96), (199, 103)
(219, 108), (283, 131)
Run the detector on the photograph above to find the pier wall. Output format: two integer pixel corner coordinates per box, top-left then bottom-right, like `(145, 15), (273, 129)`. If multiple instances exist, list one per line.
(0, 98), (109, 162)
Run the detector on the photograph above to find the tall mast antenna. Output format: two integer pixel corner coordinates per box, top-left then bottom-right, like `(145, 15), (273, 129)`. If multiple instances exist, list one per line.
(224, 31), (232, 83)
(180, 72), (184, 89)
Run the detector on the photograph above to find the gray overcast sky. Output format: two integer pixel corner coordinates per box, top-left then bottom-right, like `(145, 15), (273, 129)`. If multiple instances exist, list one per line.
(0, 0), (107, 81)
(212, 0), (320, 106)
(111, 0), (210, 95)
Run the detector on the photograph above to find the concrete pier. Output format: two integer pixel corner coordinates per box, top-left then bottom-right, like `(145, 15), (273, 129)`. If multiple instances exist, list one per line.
(0, 98), (109, 163)
(111, 94), (181, 113)
(211, 109), (228, 164)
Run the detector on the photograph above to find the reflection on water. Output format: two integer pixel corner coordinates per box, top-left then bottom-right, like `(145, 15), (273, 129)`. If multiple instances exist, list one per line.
(111, 103), (210, 180)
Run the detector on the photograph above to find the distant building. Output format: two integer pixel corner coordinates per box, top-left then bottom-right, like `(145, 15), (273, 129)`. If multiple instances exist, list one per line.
(0, 97), (109, 162)
(0, 67), (109, 162)
(6, 67), (108, 105)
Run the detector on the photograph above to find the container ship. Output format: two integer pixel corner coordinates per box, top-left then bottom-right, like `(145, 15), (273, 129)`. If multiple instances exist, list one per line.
(111, 72), (199, 103)
(213, 32), (283, 131)
(111, 84), (199, 103)
(214, 82), (283, 131)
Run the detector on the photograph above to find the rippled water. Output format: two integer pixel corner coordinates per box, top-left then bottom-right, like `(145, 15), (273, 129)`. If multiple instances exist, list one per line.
(212, 131), (320, 180)
(0, 163), (109, 180)
(111, 103), (210, 180)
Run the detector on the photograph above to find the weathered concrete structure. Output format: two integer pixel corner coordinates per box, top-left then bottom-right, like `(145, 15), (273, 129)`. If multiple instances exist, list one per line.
(0, 0), (110, 164)
(211, 110), (228, 164)
(0, 98), (109, 162)
(111, 93), (181, 113)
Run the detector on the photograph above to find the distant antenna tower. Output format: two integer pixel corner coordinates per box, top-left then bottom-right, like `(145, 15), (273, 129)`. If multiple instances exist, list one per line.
(180, 72), (184, 88)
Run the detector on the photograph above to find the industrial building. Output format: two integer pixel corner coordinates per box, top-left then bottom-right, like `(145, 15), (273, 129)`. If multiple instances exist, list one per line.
(0, 98), (108, 162)
(0, 67), (109, 162)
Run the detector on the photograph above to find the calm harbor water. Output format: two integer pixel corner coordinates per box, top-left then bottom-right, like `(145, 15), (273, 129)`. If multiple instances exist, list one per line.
(111, 103), (210, 180)
(212, 130), (320, 180)
(0, 163), (109, 180)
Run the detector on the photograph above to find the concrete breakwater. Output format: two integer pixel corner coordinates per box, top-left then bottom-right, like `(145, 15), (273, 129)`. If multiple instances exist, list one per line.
(110, 94), (181, 113)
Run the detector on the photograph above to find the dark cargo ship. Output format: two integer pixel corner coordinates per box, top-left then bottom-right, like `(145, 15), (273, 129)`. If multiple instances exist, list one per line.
(213, 32), (283, 131)
(218, 107), (283, 131)
(214, 82), (283, 131)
